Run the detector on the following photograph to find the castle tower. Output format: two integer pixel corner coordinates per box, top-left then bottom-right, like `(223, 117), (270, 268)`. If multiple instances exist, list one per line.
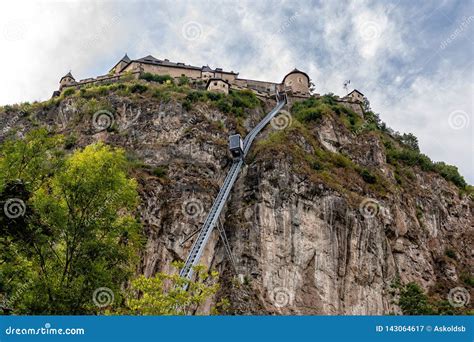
(59, 71), (76, 90)
(282, 68), (310, 96)
(110, 54), (131, 75)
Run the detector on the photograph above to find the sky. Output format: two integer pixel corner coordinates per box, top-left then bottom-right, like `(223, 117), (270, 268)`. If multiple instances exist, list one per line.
(0, 0), (473, 183)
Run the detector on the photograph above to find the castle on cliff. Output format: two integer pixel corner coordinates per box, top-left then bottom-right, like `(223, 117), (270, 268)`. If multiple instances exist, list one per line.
(56, 54), (365, 105)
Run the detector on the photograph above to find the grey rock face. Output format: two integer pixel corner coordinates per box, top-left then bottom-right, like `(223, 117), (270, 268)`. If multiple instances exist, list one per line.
(0, 93), (471, 315)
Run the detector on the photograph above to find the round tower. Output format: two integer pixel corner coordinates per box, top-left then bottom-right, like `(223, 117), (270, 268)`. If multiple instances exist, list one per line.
(282, 68), (310, 95)
(59, 71), (76, 90)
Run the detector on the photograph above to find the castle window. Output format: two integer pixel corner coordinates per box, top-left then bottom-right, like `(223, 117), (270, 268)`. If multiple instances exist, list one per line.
(214, 82), (217, 86)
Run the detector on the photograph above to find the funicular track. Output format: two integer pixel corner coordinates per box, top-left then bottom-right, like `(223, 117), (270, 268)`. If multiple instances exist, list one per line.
(179, 93), (287, 281)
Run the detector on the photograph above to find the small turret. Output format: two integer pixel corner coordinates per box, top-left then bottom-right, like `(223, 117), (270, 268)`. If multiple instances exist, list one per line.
(110, 54), (131, 75)
(59, 71), (76, 90)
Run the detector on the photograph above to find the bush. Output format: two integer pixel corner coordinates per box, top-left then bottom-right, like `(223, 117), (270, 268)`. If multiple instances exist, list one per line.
(140, 73), (173, 84)
(129, 84), (148, 94)
(359, 169), (377, 184)
(386, 146), (467, 188)
(217, 99), (231, 113)
(320, 93), (338, 105)
(62, 88), (75, 97)
(152, 166), (167, 178)
(444, 248), (456, 259)
(433, 162), (467, 188)
(206, 92), (223, 101)
(178, 75), (189, 86)
(182, 100), (192, 111)
(398, 282), (433, 315)
(185, 91), (207, 103)
(296, 107), (324, 122)
(64, 134), (77, 149)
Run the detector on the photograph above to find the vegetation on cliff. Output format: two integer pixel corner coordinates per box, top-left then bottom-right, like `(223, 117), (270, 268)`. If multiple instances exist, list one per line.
(0, 128), (220, 315)
(0, 80), (471, 315)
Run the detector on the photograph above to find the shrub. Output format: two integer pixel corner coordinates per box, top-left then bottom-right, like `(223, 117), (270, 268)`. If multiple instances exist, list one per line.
(62, 88), (75, 97)
(140, 73), (173, 84)
(444, 248), (456, 259)
(129, 84), (148, 94)
(178, 75), (189, 86)
(64, 134), (77, 149)
(152, 166), (167, 178)
(185, 91), (207, 103)
(206, 92), (223, 101)
(386, 146), (467, 189)
(359, 168), (377, 184)
(398, 282), (433, 315)
(320, 93), (338, 105)
(296, 107), (324, 122)
(217, 99), (231, 113)
(182, 100), (192, 111)
(433, 162), (467, 188)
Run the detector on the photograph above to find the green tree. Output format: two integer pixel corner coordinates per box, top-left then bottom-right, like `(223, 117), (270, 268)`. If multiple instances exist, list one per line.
(398, 282), (433, 315)
(0, 130), (142, 314)
(400, 133), (420, 152)
(123, 263), (220, 315)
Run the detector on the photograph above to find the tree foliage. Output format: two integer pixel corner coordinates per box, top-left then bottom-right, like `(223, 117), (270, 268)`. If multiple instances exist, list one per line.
(122, 262), (221, 315)
(398, 282), (433, 315)
(0, 129), (141, 314)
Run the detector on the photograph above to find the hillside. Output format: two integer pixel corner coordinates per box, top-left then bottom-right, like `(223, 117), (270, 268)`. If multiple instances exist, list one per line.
(0, 80), (472, 315)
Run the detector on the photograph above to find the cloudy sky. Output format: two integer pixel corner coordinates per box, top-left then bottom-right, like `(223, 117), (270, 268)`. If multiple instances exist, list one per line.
(1, 0), (473, 183)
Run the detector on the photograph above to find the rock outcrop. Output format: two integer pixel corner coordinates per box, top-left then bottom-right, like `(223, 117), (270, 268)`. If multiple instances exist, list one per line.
(1, 84), (471, 315)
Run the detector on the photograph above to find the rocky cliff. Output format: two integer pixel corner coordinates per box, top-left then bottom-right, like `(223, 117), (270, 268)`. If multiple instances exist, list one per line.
(1, 81), (472, 315)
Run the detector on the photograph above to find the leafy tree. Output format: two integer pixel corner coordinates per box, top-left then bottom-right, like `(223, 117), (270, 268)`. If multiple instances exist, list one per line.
(0, 130), (141, 314)
(0, 128), (64, 193)
(398, 282), (433, 315)
(400, 133), (420, 152)
(123, 263), (220, 315)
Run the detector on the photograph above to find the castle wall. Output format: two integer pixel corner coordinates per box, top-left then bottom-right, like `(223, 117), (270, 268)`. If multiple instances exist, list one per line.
(215, 72), (237, 83)
(123, 62), (202, 79)
(233, 78), (278, 93)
